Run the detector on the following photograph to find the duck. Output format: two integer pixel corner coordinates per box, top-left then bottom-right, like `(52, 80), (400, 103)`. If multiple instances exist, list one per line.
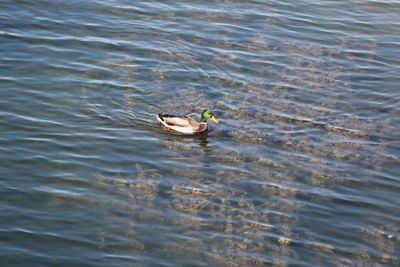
(156, 109), (219, 134)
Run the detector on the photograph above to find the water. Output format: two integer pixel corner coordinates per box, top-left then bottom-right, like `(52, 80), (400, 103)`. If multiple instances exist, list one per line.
(1, 0), (399, 266)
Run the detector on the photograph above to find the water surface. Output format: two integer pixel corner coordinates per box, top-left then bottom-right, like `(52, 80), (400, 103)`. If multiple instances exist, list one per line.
(1, 0), (399, 266)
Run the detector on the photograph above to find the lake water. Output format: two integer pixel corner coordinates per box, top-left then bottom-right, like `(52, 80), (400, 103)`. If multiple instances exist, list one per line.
(1, 0), (399, 266)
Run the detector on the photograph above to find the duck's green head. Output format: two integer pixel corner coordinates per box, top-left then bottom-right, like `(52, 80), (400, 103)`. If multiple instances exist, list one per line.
(200, 109), (219, 123)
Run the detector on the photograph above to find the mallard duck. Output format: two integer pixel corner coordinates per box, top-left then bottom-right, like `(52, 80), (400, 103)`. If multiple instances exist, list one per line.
(156, 109), (219, 134)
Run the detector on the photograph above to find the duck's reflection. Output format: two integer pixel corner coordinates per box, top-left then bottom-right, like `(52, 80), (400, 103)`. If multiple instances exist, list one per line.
(161, 129), (213, 148)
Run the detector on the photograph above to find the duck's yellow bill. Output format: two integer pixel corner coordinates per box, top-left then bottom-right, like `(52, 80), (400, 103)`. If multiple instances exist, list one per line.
(211, 116), (219, 123)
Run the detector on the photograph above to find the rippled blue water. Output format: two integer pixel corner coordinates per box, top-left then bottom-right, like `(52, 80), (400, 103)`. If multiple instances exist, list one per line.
(1, 0), (399, 266)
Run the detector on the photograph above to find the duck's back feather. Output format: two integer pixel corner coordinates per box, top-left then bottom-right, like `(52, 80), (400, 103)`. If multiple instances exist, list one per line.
(158, 114), (197, 127)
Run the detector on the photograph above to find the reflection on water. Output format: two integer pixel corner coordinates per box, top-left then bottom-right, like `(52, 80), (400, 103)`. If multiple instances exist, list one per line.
(162, 131), (210, 148)
(1, 0), (399, 266)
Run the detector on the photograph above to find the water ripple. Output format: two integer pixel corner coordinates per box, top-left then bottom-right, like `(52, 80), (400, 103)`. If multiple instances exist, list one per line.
(1, 0), (400, 266)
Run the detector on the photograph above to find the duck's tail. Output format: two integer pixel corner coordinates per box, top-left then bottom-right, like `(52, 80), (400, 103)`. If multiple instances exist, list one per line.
(156, 114), (164, 123)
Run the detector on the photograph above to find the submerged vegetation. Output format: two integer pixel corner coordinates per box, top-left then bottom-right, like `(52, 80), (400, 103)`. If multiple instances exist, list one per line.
(49, 1), (400, 266)
(71, 38), (400, 266)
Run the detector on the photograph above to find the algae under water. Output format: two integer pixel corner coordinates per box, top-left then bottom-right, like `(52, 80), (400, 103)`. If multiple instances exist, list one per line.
(1, 0), (399, 266)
